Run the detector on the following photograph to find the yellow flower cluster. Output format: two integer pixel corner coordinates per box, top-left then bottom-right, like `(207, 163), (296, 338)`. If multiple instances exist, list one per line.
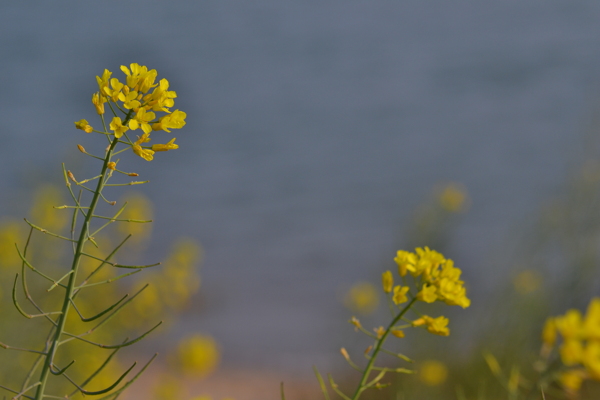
(394, 247), (470, 308)
(74, 63), (184, 161)
(543, 298), (600, 391)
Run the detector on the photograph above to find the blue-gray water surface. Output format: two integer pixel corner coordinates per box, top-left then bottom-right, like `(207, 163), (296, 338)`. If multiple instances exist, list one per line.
(2, 1), (600, 375)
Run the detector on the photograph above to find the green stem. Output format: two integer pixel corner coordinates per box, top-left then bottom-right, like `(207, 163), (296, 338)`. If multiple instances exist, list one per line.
(34, 134), (121, 400)
(351, 297), (417, 400)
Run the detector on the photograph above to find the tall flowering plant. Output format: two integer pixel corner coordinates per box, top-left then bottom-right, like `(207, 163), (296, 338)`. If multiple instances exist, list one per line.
(310, 247), (470, 400)
(0, 63), (185, 400)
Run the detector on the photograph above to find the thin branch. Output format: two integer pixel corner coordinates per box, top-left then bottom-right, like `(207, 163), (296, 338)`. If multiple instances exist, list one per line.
(73, 235), (132, 299)
(74, 269), (142, 290)
(70, 294), (128, 322)
(104, 181), (149, 186)
(88, 203), (128, 238)
(15, 244), (66, 288)
(49, 360), (75, 376)
(68, 342), (125, 397)
(0, 341), (47, 356)
(61, 321), (162, 349)
(95, 354), (157, 400)
(12, 274), (62, 319)
(23, 219), (76, 243)
(63, 362), (136, 396)
(92, 215), (152, 223)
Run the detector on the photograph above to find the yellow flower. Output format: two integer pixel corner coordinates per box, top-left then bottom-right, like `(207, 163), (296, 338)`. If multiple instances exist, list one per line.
(132, 145), (154, 161)
(102, 78), (124, 102)
(374, 326), (385, 339)
(129, 108), (156, 134)
(109, 117), (128, 138)
(390, 329), (405, 338)
(152, 109), (187, 132)
(152, 138), (179, 152)
(392, 285), (409, 305)
(174, 334), (220, 377)
(413, 315), (450, 336)
(121, 88), (141, 110)
(107, 162), (116, 170)
(350, 316), (361, 330)
(145, 78), (177, 112)
(91, 92), (106, 115)
(438, 183), (468, 212)
(130, 132), (154, 161)
(513, 270), (542, 295)
(394, 250), (416, 277)
(427, 316), (450, 336)
(95, 69), (112, 94)
(419, 360), (448, 386)
(417, 284), (437, 303)
(583, 341), (600, 380)
(382, 270), (393, 293)
(584, 298), (600, 340)
(556, 309), (583, 340)
(560, 339), (583, 366)
(120, 63), (158, 93)
(344, 282), (379, 315)
(558, 369), (585, 393)
(74, 119), (93, 133)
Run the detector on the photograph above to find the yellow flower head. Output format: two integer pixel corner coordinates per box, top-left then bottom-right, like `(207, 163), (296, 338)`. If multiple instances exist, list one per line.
(175, 334), (220, 377)
(152, 138), (179, 152)
(91, 92), (106, 115)
(382, 270), (393, 293)
(419, 360), (448, 386)
(109, 117), (128, 139)
(438, 183), (468, 212)
(152, 109), (187, 132)
(417, 284), (438, 303)
(132, 145), (154, 161)
(394, 250), (416, 277)
(128, 108), (156, 134)
(374, 326), (385, 339)
(392, 285), (410, 305)
(74, 119), (93, 133)
(413, 315), (450, 336)
(584, 298), (600, 340)
(344, 282), (379, 315)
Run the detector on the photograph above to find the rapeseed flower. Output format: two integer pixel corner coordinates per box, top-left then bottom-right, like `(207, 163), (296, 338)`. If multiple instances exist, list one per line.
(419, 360), (448, 386)
(74, 119), (93, 133)
(109, 117), (128, 138)
(382, 270), (393, 293)
(544, 297), (600, 392)
(393, 247), (470, 309)
(76, 63), (184, 162)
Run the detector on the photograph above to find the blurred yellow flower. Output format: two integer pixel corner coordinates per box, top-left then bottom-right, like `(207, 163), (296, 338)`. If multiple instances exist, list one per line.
(344, 282), (379, 315)
(175, 334), (220, 377)
(558, 369), (585, 392)
(419, 360), (448, 386)
(513, 270), (542, 295)
(392, 285), (409, 305)
(438, 182), (468, 212)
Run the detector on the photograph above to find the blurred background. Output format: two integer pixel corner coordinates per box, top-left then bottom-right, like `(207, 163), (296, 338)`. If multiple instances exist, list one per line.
(3, 1), (600, 399)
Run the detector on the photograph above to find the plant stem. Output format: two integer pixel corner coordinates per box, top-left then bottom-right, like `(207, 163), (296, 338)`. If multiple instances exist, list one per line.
(34, 135), (120, 400)
(351, 297), (417, 400)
